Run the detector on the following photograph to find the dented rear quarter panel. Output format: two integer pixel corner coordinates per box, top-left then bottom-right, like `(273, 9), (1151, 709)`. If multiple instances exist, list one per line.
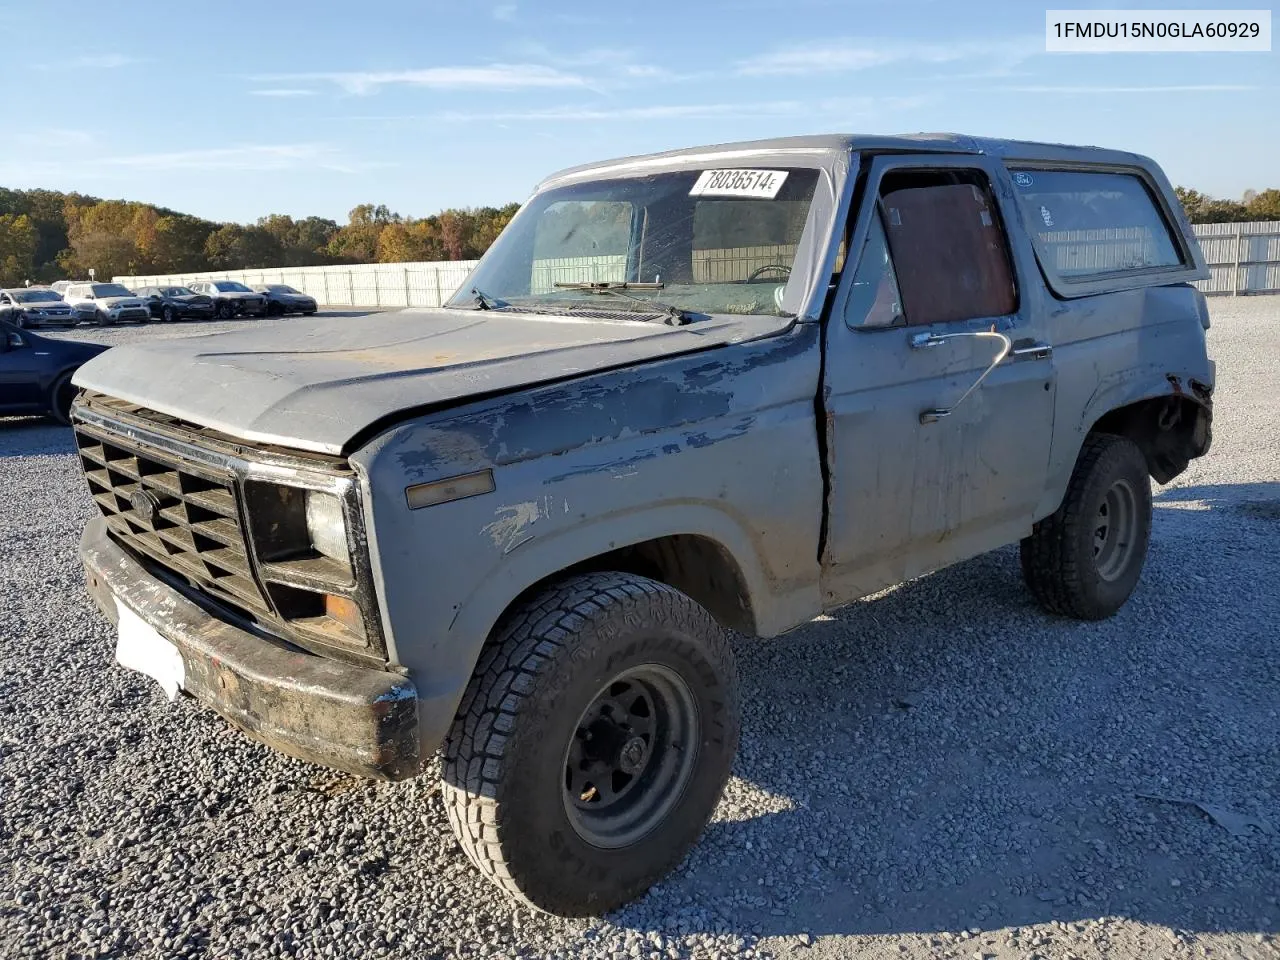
(1033, 282), (1214, 519)
(350, 323), (824, 753)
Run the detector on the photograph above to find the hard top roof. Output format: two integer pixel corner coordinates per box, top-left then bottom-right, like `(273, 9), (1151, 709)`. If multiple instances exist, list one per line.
(538, 133), (1155, 188)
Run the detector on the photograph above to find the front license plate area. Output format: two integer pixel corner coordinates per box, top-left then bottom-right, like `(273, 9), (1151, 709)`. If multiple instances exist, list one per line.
(115, 602), (185, 700)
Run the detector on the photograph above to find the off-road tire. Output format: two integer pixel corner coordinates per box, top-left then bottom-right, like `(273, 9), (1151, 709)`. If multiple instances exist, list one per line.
(1021, 433), (1152, 620)
(442, 572), (740, 916)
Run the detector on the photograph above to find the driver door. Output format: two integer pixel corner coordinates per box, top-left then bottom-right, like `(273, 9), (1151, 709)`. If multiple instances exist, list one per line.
(820, 155), (1057, 604)
(0, 327), (41, 408)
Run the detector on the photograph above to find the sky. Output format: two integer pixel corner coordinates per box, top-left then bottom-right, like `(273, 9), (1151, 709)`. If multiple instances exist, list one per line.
(3, 0), (1275, 224)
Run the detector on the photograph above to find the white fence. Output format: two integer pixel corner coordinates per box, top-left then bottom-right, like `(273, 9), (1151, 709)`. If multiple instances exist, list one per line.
(116, 261), (480, 309)
(115, 221), (1280, 308)
(1191, 221), (1280, 296)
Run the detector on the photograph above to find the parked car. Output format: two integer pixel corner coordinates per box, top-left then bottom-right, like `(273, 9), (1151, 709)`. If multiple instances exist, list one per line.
(0, 319), (108, 423)
(51, 280), (80, 296)
(134, 286), (217, 322)
(70, 134), (1214, 917)
(185, 280), (267, 319)
(62, 283), (151, 325)
(0, 288), (79, 328)
(250, 284), (318, 316)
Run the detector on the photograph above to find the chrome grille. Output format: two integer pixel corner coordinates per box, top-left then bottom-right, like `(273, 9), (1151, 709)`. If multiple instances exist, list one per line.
(75, 423), (270, 619)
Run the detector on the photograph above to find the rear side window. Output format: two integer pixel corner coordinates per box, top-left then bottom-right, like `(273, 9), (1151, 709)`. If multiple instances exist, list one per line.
(1010, 170), (1184, 279)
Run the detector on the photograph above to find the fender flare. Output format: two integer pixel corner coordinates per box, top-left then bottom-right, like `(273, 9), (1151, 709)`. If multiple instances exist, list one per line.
(1037, 367), (1211, 518)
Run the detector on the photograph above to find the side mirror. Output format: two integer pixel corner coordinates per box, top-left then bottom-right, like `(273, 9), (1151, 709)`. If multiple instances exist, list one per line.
(5, 332), (25, 350)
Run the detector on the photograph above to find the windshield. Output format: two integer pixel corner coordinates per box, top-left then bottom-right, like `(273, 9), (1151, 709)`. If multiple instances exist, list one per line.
(269, 285), (302, 295)
(214, 281), (252, 292)
(448, 167), (821, 318)
(13, 289), (63, 303)
(91, 283), (134, 297)
(164, 287), (195, 296)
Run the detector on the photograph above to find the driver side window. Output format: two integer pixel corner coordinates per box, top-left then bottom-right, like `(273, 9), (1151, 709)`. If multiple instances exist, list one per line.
(845, 168), (1018, 329)
(843, 213), (903, 329)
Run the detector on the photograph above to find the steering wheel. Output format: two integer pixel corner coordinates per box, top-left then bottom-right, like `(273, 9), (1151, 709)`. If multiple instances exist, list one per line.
(745, 264), (791, 283)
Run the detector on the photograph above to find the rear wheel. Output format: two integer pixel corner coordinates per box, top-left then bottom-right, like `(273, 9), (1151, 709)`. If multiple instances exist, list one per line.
(1021, 434), (1152, 620)
(49, 373), (78, 426)
(442, 572), (740, 916)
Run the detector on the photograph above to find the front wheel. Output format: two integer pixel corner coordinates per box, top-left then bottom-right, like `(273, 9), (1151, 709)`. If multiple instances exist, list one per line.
(49, 373), (78, 426)
(162, 306), (176, 323)
(217, 301), (234, 320)
(94, 310), (113, 327)
(442, 572), (740, 916)
(1021, 433), (1152, 620)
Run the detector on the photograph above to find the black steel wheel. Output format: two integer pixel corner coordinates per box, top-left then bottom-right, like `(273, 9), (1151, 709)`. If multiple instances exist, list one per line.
(443, 572), (739, 916)
(563, 664), (699, 849)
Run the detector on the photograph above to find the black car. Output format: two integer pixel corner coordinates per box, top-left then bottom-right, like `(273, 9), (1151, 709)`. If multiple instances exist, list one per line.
(250, 284), (319, 316)
(135, 285), (217, 322)
(0, 319), (108, 424)
(185, 280), (268, 319)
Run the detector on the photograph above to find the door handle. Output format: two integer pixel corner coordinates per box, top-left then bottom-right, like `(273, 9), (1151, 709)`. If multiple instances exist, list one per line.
(908, 329), (1012, 424)
(1006, 341), (1053, 361)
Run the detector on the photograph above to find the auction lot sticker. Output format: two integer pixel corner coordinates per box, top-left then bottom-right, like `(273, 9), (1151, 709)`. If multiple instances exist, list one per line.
(1046, 9), (1271, 51)
(690, 169), (789, 199)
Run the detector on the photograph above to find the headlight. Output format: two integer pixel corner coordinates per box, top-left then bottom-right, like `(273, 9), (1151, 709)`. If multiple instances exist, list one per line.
(305, 490), (349, 563)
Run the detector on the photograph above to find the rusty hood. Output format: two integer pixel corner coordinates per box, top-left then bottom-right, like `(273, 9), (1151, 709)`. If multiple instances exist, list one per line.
(73, 307), (791, 455)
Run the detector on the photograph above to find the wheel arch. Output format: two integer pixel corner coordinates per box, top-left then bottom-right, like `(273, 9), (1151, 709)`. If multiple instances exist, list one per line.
(1038, 370), (1213, 519)
(404, 501), (813, 759)
(1082, 371), (1212, 484)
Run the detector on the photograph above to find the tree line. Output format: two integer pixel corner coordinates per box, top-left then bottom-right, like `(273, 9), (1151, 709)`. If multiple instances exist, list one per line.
(0, 188), (520, 288)
(2, 184), (1278, 289)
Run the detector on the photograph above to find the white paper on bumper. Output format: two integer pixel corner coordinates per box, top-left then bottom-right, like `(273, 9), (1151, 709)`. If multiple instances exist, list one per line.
(115, 601), (185, 700)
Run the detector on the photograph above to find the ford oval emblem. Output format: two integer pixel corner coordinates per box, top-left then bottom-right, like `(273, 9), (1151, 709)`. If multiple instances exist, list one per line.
(130, 489), (161, 523)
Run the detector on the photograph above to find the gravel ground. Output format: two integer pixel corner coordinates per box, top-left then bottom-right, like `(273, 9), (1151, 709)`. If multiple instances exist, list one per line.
(1, 299), (1278, 960)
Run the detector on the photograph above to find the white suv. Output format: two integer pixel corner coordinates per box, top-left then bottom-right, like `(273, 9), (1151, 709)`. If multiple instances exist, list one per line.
(63, 283), (152, 326)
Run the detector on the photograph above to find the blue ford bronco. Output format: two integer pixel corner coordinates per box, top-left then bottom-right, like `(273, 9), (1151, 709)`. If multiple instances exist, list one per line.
(73, 134), (1213, 915)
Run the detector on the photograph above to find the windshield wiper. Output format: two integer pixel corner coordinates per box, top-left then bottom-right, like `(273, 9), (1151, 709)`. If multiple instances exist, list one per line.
(469, 287), (509, 310)
(552, 281), (665, 292)
(551, 281), (691, 325)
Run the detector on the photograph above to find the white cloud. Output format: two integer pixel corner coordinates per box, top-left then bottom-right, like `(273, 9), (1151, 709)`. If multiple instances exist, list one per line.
(250, 88), (317, 97)
(96, 143), (371, 174)
(36, 54), (140, 70)
(254, 63), (585, 95)
(739, 37), (1037, 76)
(492, 3), (517, 20)
(421, 95), (927, 123)
(1006, 84), (1255, 93)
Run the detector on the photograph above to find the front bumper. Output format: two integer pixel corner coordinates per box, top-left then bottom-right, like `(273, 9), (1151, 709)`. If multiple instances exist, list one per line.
(108, 308), (151, 322)
(81, 517), (421, 780)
